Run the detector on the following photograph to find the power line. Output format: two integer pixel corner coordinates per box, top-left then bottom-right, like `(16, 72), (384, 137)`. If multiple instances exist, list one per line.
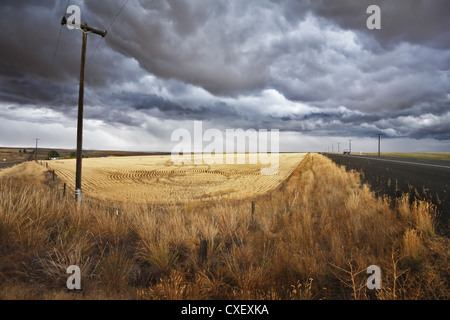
(86, 0), (129, 70)
(107, 0), (130, 31)
(86, 37), (106, 70)
(50, 24), (63, 73)
(50, 0), (71, 76)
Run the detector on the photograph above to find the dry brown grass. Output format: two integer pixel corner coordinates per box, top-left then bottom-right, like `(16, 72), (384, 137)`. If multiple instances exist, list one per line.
(0, 154), (448, 300)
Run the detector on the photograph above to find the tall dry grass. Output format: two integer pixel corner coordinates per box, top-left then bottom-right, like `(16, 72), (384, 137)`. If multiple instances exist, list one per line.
(0, 156), (448, 300)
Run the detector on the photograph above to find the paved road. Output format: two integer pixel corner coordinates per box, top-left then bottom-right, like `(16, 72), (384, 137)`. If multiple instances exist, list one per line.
(0, 161), (23, 169)
(324, 154), (450, 237)
(342, 154), (450, 169)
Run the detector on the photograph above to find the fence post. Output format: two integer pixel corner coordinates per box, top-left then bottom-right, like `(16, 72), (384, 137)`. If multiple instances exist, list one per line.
(199, 238), (208, 266)
(251, 200), (255, 222)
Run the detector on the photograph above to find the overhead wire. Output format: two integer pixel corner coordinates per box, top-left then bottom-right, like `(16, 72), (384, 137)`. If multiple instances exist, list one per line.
(50, 0), (71, 77)
(86, 0), (129, 70)
(107, 0), (130, 31)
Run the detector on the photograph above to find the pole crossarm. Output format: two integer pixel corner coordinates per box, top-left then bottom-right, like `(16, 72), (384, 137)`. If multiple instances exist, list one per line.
(61, 17), (107, 37)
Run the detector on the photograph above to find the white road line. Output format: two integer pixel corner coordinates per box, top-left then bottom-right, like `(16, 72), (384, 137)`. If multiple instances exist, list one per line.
(343, 155), (450, 169)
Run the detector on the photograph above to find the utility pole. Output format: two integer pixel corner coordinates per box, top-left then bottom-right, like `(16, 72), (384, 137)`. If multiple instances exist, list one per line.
(34, 138), (40, 162)
(61, 17), (107, 204)
(377, 134), (382, 157)
(349, 140), (352, 154)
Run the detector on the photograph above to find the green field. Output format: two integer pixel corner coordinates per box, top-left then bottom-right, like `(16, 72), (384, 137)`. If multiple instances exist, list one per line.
(363, 152), (450, 161)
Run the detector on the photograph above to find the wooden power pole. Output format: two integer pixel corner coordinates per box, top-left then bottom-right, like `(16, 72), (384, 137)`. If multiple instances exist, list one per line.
(61, 17), (107, 204)
(34, 138), (40, 162)
(378, 134), (382, 157)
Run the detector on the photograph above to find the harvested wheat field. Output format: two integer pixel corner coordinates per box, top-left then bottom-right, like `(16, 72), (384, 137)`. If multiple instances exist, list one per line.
(45, 153), (307, 204)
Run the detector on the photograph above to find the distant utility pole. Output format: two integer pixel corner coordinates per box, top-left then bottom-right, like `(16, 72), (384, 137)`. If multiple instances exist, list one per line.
(34, 138), (40, 162)
(377, 134), (382, 157)
(61, 17), (107, 204)
(349, 140), (352, 153)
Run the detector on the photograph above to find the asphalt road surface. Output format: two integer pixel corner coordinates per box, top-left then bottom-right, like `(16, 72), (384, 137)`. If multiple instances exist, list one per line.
(324, 154), (450, 237)
(0, 161), (23, 169)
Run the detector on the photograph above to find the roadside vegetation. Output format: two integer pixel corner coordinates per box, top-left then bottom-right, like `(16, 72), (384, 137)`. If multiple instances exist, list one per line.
(0, 154), (448, 299)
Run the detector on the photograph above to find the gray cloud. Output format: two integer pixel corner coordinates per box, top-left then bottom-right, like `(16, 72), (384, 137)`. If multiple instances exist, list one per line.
(0, 0), (449, 151)
(306, 0), (450, 50)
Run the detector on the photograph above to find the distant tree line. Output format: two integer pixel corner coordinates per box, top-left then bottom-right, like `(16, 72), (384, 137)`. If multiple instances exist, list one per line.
(46, 151), (79, 160)
(47, 150), (60, 159)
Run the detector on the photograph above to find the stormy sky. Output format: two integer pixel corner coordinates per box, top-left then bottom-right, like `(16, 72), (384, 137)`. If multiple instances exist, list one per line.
(0, 0), (449, 153)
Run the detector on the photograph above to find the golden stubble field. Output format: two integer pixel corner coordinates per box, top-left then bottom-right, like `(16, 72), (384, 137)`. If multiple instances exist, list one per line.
(45, 153), (307, 204)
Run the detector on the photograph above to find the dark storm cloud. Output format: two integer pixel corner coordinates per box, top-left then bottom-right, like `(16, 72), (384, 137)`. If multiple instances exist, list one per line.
(96, 90), (241, 126)
(0, 75), (77, 108)
(410, 123), (450, 141)
(119, 92), (239, 121)
(0, 0), (449, 147)
(305, 0), (450, 50)
(87, 0), (273, 96)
